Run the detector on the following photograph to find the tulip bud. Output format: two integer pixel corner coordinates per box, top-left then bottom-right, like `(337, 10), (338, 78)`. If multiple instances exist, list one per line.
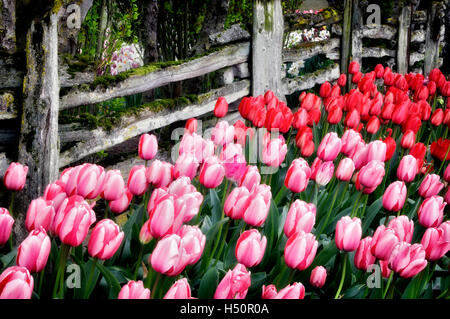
(284, 230), (318, 270)
(0, 266), (34, 299)
(262, 134), (287, 167)
(239, 165), (261, 192)
(235, 229), (267, 268)
(101, 169), (125, 201)
(211, 121), (235, 146)
(335, 216), (362, 252)
(3, 162), (28, 191)
(310, 266), (327, 288)
(417, 195), (446, 228)
(174, 152), (199, 180)
(336, 157), (355, 181)
(127, 165), (148, 196)
(366, 140), (386, 163)
(88, 219), (124, 260)
(25, 197), (55, 232)
(150, 234), (190, 276)
(284, 158), (311, 193)
(138, 133), (158, 160)
(178, 225), (206, 265)
(401, 130), (415, 149)
(262, 284), (278, 299)
(397, 155), (418, 182)
(242, 184), (271, 227)
(421, 227), (449, 261)
(164, 278), (192, 299)
(284, 200), (316, 237)
(314, 161), (334, 186)
(214, 263), (251, 299)
(388, 215), (414, 243)
(118, 280), (150, 299)
(355, 160), (385, 194)
(418, 174), (444, 198)
(366, 116), (380, 134)
(199, 156), (225, 189)
(317, 132), (342, 162)
(146, 160), (174, 188)
(214, 96), (228, 118)
(185, 118), (198, 134)
(274, 282), (305, 299)
(16, 227), (51, 273)
(382, 181), (407, 212)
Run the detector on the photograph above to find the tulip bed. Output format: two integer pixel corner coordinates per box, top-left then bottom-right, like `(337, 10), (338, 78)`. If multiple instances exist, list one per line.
(0, 62), (449, 300)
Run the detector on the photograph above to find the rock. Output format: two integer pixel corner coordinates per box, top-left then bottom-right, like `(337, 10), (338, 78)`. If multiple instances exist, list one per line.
(0, 0), (16, 53)
(0, 91), (16, 119)
(209, 24), (250, 46)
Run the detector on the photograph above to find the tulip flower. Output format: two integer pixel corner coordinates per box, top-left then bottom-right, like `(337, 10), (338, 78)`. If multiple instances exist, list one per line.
(314, 161), (334, 186)
(3, 162), (28, 191)
(320, 81), (331, 98)
(242, 184), (271, 227)
(178, 225), (206, 265)
(164, 278), (192, 299)
(138, 133), (158, 160)
(145, 194), (183, 238)
(317, 132), (342, 162)
(224, 186), (250, 220)
(341, 129), (362, 156)
(388, 243), (428, 278)
(262, 284), (278, 299)
(444, 164), (450, 183)
(127, 165), (148, 196)
(219, 143), (247, 182)
(214, 96), (228, 118)
(185, 118), (198, 134)
(101, 169), (125, 201)
(336, 157), (355, 181)
(52, 195), (96, 246)
(397, 155), (418, 182)
(199, 156), (225, 189)
(431, 109), (444, 126)
(284, 230), (318, 270)
(150, 234), (190, 276)
(370, 225), (400, 260)
(214, 263), (251, 299)
(262, 134), (287, 167)
(349, 61), (360, 74)
(338, 73), (347, 87)
(401, 130), (415, 149)
(66, 163), (105, 199)
(382, 181), (407, 212)
(88, 219), (124, 260)
(239, 165), (261, 192)
(379, 260), (392, 278)
(417, 195), (446, 228)
(430, 138), (450, 161)
(235, 229), (267, 268)
(284, 200), (316, 237)
(355, 160), (385, 194)
(109, 188), (133, 214)
(274, 282), (305, 299)
(310, 266), (327, 288)
(174, 152), (199, 180)
(354, 236), (376, 270)
(421, 227), (450, 261)
(366, 116), (380, 134)
(16, 227), (51, 273)
(0, 266), (34, 299)
(43, 180), (67, 213)
(388, 215), (414, 243)
(418, 174), (444, 198)
(327, 105), (343, 124)
(146, 160), (174, 188)
(211, 121), (235, 146)
(335, 216), (362, 252)
(292, 108), (309, 129)
(25, 197), (55, 232)
(284, 158), (311, 193)
(118, 281), (150, 299)
(366, 140), (386, 162)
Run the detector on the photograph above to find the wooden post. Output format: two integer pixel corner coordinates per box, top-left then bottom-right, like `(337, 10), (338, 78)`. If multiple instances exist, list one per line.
(397, 5), (411, 74)
(351, 0), (363, 68)
(424, 2), (440, 75)
(14, 9), (60, 243)
(340, 0), (352, 90)
(252, 0), (284, 100)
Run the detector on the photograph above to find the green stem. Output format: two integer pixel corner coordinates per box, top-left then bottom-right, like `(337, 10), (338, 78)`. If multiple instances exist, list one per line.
(382, 271), (394, 299)
(150, 273), (162, 299)
(334, 252), (347, 299)
(134, 245), (144, 280)
(350, 192), (363, 218)
(317, 181), (340, 236)
(213, 221), (230, 267)
(436, 143), (450, 176)
(52, 244), (71, 299)
(85, 258), (98, 299)
(37, 268), (45, 298)
(8, 192), (15, 218)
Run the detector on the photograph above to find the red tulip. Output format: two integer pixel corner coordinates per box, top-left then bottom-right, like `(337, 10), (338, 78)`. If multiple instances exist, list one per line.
(337, 73), (347, 87)
(214, 96), (228, 118)
(348, 61), (360, 74)
(430, 138), (450, 161)
(344, 108), (360, 129)
(138, 133), (158, 160)
(327, 105), (343, 124)
(16, 227), (51, 273)
(320, 81), (332, 98)
(401, 130), (415, 149)
(3, 162), (28, 191)
(431, 109), (444, 126)
(185, 118), (198, 134)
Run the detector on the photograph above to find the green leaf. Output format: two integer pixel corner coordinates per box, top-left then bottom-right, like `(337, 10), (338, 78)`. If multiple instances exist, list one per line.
(402, 268), (429, 299)
(0, 247), (17, 268)
(209, 189), (222, 224)
(95, 262), (122, 299)
(362, 196), (383, 235)
(343, 284), (366, 299)
(197, 267), (219, 298)
(262, 201), (280, 257)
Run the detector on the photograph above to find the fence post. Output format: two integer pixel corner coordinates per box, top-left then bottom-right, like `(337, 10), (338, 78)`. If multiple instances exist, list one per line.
(14, 9), (60, 243)
(424, 2), (440, 75)
(397, 5), (411, 74)
(252, 0), (284, 99)
(351, 0), (363, 68)
(341, 0), (353, 90)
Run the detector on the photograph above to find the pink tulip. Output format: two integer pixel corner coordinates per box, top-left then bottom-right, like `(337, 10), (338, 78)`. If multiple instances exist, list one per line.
(211, 121), (235, 146)
(388, 215), (414, 243)
(88, 219), (124, 260)
(66, 163), (106, 199)
(444, 164), (450, 183)
(175, 192), (203, 224)
(25, 197), (55, 232)
(418, 174), (444, 198)
(379, 260), (392, 278)
(174, 152), (199, 180)
(284, 200), (316, 237)
(43, 181), (67, 213)
(284, 230), (318, 270)
(242, 184), (271, 227)
(101, 170), (125, 201)
(440, 221), (450, 242)
(220, 143), (247, 182)
(52, 195), (96, 246)
(335, 157), (355, 181)
(274, 282), (305, 299)
(314, 161), (334, 186)
(262, 134), (287, 167)
(310, 266), (327, 288)
(199, 156), (225, 189)
(444, 187), (450, 204)
(382, 181), (407, 212)
(145, 194), (182, 238)
(341, 129), (362, 157)
(351, 142), (368, 170)
(366, 140), (387, 162)
(355, 160), (385, 194)
(0, 208), (14, 246)
(397, 155), (418, 182)
(239, 165), (261, 192)
(310, 157), (322, 181)
(224, 186), (250, 220)
(109, 188), (133, 214)
(16, 227), (51, 273)
(421, 227), (450, 261)
(179, 133), (215, 164)
(0, 266), (34, 299)
(261, 284), (278, 299)
(150, 234), (190, 276)
(317, 132), (342, 161)
(118, 280), (150, 299)
(370, 225), (400, 260)
(164, 278), (192, 299)
(354, 236), (376, 270)
(235, 229), (267, 268)
(388, 242), (428, 278)
(214, 263), (251, 299)
(3, 162), (28, 191)
(146, 160), (174, 189)
(178, 225), (206, 265)
(138, 133), (158, 160)
(127, 165), (148, 196)
(284, 158), (311, 193)
(335, 216), (362, 252)
(417, 195), (446, 228)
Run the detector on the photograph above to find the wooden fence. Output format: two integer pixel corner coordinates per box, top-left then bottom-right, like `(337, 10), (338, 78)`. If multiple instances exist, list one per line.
(0, 0), (447, 237)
